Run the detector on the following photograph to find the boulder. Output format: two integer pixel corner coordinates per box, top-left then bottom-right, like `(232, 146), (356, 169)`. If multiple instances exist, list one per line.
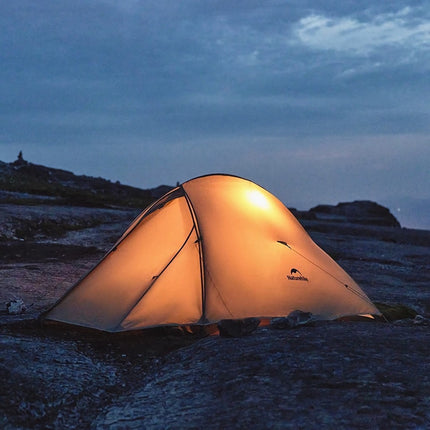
(413, 315), (430, 326)
(6, 298), (27, 315)
(374, 302), (417, 321)
(270, 310), (314, 329)
(217, 318), (260, 337)
(310, 201), (400, 227)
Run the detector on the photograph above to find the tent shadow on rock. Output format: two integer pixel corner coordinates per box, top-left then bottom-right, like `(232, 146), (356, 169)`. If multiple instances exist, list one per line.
(41, 174), (381, 332)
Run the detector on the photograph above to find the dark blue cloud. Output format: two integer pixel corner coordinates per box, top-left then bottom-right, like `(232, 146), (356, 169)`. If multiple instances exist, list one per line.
(0, 0), (429, 227)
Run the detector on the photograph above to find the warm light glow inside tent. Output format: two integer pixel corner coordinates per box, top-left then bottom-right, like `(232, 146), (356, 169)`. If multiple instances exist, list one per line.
(42, 174), (380, 332)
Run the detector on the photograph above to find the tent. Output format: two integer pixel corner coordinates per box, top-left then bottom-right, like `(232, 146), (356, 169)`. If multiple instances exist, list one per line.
(42, 174), (380, 332)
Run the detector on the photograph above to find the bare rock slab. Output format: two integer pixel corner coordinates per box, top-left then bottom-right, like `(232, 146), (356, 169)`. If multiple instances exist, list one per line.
(95, 323), (430, 429)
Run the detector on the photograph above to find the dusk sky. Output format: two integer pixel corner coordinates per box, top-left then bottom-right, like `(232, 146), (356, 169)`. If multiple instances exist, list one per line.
(1, 1), (429, 228)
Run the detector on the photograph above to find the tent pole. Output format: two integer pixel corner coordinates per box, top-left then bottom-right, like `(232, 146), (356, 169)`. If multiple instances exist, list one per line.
(182, 186), (207, 324)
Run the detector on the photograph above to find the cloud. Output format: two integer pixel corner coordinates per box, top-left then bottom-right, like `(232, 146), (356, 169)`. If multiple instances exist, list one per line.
(293, 7), (430, 56)
(0, 1), (429, 229)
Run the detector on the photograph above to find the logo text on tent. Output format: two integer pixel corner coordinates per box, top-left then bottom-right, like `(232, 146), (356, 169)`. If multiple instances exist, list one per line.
(287, 268), (309, 282)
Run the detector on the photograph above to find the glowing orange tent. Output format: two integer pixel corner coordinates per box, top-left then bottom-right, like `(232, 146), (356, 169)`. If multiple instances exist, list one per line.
(42, 174), (380, 331)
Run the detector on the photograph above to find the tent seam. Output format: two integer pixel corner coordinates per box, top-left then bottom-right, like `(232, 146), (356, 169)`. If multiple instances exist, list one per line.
(278, 241), (376, 307)
(112, 225), (196, 331)
(181, 186), (207, 323)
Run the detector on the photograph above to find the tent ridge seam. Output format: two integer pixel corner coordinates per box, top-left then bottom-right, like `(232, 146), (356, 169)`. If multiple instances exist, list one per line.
(181, 186), (207, 323)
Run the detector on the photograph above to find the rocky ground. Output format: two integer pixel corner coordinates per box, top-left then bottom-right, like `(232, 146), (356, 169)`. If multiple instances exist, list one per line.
(1, 202), (430, 429)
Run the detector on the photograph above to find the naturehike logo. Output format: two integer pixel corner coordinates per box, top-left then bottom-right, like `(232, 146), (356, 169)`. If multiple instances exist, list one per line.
(287, 268), (309, 282)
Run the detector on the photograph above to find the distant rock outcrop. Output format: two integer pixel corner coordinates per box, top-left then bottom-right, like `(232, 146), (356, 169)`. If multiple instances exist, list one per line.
(289, 208), (317, 221)
(150, 185), (175, 199)
(309, 200), (401, 228)
(0, 157), (402, 228)
(0, 157), (161, 209)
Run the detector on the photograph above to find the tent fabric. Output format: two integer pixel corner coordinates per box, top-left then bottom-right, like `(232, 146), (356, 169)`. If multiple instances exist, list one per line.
(43, 174), (380, 332)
